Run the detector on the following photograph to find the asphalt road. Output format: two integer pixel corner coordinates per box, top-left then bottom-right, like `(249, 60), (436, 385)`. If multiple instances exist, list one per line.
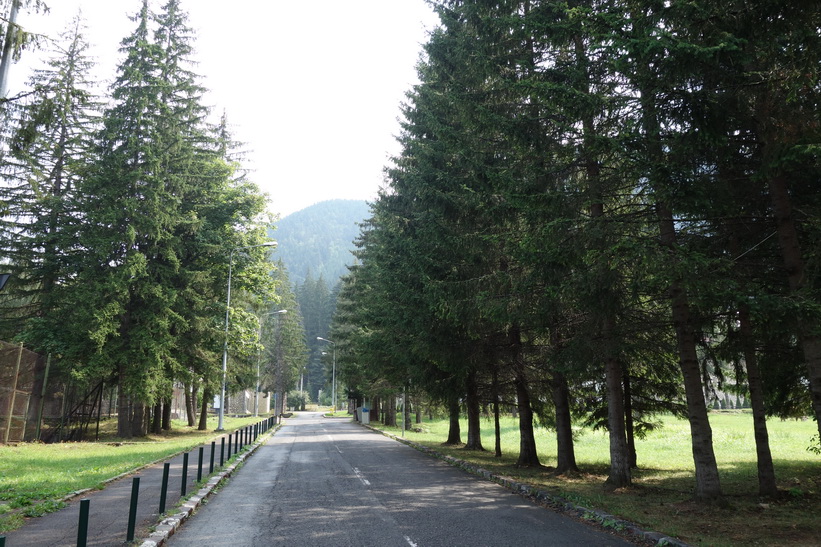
(167, 412), (635, 547)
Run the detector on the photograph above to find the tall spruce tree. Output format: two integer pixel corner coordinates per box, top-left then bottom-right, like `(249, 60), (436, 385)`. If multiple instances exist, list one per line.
(68, 0), (272, 437)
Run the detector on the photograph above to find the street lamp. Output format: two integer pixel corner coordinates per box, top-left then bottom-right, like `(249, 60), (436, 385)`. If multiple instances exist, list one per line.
(256, 309), (287, 417)
(317, 337), (336, 411)
(217, 241), (277, 431)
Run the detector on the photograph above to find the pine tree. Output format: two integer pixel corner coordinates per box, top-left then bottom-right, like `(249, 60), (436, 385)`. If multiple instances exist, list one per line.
(266, 261), (307, 416)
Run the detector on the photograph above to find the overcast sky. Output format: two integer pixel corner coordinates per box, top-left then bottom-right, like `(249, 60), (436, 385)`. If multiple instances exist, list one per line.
(10, 0), (438, 218)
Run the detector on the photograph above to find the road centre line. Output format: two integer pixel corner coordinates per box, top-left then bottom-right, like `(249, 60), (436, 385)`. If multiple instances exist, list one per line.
(353, 467), (371, 486)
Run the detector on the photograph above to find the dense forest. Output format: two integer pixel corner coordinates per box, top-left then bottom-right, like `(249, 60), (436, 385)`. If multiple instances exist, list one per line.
(331, 0), (821, 502)
(268, 199), (367, 405)
(273, 199), (369, 287)
(0, 0), (306, 437)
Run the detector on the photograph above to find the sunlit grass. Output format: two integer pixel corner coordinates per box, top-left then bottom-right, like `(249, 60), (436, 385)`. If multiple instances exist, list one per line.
(377, 411), (820, 546)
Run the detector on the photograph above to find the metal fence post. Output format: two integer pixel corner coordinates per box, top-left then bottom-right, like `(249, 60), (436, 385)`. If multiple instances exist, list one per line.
(197, 446), (204, 482)
(209, 441), (215, 473)
(126, 477), (140, 542)
(76, 498), (90, 547)
(34, 353), (52, 441)
(159, 462), (170, 514)
(181, 452), (189, 496)
(220, 437), (225, 466)
(3, 343), (24, 444)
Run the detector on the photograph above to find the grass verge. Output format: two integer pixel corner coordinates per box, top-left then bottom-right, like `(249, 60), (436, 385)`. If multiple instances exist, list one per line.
(372, 411), (820, 547)
(0, 414), (266, 533)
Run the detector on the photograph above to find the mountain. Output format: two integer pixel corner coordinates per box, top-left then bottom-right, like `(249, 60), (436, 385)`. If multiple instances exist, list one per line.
(272, 199), (370, 287)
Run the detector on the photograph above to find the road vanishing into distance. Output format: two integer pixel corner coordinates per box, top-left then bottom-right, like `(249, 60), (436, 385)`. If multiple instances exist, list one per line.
(168, 412), (635, 547)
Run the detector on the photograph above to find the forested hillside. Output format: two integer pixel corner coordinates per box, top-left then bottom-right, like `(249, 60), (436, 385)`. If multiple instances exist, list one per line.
(272, 199), (369, 287)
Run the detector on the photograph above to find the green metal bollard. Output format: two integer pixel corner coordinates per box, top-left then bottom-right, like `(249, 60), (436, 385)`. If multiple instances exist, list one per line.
(126, 477), (140, 542)
(181, 452), (189, 496)
(159, 462), (170, 514)
(209, 441), (216, 473)
(197, 446), (204, 482)
(76, 498), (90, 547)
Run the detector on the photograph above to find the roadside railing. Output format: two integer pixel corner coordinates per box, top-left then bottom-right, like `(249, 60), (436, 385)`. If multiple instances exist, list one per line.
(0, 415), (278, 547)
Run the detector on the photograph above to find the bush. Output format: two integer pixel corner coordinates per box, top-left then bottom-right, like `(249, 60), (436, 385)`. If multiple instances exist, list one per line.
(287, 390), (310, 411)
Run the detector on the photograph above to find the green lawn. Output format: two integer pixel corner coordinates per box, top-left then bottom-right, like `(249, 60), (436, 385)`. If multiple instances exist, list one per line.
(0, 415), (266, 533)
(376, 411), (820, 547)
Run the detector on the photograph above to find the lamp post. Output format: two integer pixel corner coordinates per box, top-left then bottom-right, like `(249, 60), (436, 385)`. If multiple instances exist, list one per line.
(217, 241), (277, 431)
(256, 309), (287, 417)
(317, 337), (336, 411)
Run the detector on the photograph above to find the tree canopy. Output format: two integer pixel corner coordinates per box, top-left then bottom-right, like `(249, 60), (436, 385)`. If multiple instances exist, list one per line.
(331, 0), (821, 501)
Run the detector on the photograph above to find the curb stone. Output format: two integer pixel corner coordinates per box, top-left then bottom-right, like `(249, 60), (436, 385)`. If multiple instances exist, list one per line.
(138, 423), (282, 547)
(363, 422), (691, 547)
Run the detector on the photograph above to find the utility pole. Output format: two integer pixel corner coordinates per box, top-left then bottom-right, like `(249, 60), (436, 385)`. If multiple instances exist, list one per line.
(0, 0), (22, 98)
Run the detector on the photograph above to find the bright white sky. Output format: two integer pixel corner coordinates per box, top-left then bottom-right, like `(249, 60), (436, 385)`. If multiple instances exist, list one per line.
(9, 0), (438, 218)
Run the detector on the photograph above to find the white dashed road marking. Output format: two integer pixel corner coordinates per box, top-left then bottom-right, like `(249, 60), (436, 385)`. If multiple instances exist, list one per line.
(353, 467), (371, 486)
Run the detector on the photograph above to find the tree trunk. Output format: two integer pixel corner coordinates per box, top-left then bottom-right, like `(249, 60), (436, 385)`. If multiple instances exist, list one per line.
(445, 396), (462, 445)
(464, 370), (484, 451)
(117, 366), (132, 438)
(739, 302), (779, 497)
(384, 394), (397, 427)
(492, 367), (502, 458)
(131, 402), (146, 437)
(623, 369), (637, 469)
(162, 396), (171, 430)
(184, 382), (195, 427)
(658, 203), (722, 500)
(404, 392), (412, 430)
(551, 371), (579, 474)
(198, 387), (210, 431)
(727, 223), (778, 497)
(628, 3), (722, 501)
(604, 346), (630, 486)
(151, 402), (162, 434)
(767, 170), (821, 442)
(511, 328), (540, 467)
(574, 29), (630, 487)
(191, 385), (198, 421)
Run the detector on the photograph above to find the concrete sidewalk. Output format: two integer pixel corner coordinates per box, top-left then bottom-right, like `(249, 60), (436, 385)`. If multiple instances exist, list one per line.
(2, 418), (279, 547)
